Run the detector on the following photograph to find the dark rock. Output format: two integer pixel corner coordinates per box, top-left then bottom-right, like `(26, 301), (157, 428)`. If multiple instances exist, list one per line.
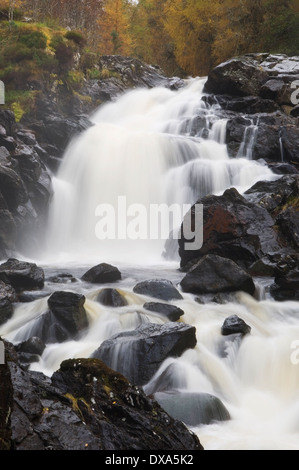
(46, 273), (77, 284)
(245, 175), (299, 253)
(133, 279), (183, 301)
(154, 391), (230, 426)
(143, 302), (184, 321)
(280, 125), (299, 165)
(271, 266), (299, 301)
(204, 54), (299, 107)
(92, 322), (197, 386)
(81, 263), (121, 284)
(0, 191), (17, 254)
(180, 254), (255, 296)
(0, 339), (203, 450)
(47, 291), (88, 338)
(0, 258), (44, 292)
(276, 207), (299, 250)
(290, 105), (299, 118)
(179, 187), (282, 271)
(26, 291), (88, 344)
(216, 94), (279, 114)
(0, 281), (17, 326)
(221, 315), (251, 337)
(97, 288), (128, 307)
(267, 162), (299, 175)
(15, 336), (46, 356)
(0, 109), (16, 136)
(204, 55), (269, 97)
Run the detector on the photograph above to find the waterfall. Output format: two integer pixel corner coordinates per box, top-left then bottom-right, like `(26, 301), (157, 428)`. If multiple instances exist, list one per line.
(3, 77), (299, 451)
(43, 78), (274, 264)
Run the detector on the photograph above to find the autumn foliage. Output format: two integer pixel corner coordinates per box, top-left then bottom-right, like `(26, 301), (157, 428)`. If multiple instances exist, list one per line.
(1, 0), (299, 77)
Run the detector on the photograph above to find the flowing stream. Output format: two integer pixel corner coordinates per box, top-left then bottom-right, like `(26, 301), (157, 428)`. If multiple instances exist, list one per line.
(2, 78), (299, 450)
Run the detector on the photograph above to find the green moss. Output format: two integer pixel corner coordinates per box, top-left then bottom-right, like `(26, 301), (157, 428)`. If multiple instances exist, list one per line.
(5, 90), (38, 122)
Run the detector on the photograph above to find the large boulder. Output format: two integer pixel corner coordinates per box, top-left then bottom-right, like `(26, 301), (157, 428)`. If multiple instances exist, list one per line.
(92, 322), (197, 386)
(178, 187), (283, 271)
(180, 254), (256, 296)
(28, 291), (88, 344)
(0, 258), (44, 292)
(81, 263), (121, 284)
(0, 340), (203, 450)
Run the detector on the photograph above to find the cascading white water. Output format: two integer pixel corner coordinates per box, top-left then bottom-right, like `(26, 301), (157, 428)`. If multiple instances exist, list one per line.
(3, 77), (299, 451)
(44, 78), (274, 264)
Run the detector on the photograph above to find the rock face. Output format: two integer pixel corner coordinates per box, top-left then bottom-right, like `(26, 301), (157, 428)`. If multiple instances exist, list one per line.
(204, 54), (299, 104)
(0, 340), (203, 451)
(179, 187), (283, 271)
(0, 111), (53, 257)
(203, 53), (299, 168)
(92, 322), (197, 386)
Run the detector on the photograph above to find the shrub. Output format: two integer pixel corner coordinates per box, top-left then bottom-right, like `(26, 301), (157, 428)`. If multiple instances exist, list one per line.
(4, 43), (34, 62)
(65, 30), (86, 47)
(50, 34), (74, 70)
(18, 29), (47, 49)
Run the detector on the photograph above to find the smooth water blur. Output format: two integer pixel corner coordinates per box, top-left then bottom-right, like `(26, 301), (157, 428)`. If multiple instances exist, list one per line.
(43, 78), (275, 265)
(2, 78), (298, 450)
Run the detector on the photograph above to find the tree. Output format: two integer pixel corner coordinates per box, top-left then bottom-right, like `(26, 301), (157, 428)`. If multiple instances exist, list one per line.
(97, 0), (132, 55)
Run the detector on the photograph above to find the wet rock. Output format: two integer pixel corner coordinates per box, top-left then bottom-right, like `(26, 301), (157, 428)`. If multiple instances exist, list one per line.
(270, 266), (299, 301)
(133, 279), (183, 301)
(97, 288), (128, 307)
(179, 187), (282, 271)
(46, 273), (77, 284)
(92, 322), (197, 386)
(204, 53), (299, 106)
(0, 340), (204, 450)
(27, 291), (88, 344)
(204, 54), (269, 97)
(81, 263), (121, 284)
(15, 336), (46, 356)
(0, 258), (44, 292)
(0, 281), (17, 326)
(143, 302), (184, 321)
(180, 254), (256, 296)
(154, 391), (230, 427)
(47, 291), (88, 338)
(221, 315), (251, 337)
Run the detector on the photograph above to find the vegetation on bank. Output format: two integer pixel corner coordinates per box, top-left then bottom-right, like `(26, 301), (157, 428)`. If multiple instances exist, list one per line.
(0, 0), (299, 119)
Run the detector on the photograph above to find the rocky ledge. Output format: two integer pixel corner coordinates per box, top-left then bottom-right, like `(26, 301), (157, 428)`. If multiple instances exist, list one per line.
(0, 339), (203, 450)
